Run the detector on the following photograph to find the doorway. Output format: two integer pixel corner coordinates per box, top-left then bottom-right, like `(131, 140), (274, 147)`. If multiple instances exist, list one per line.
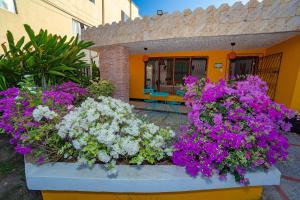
(229, 56), (259, 79)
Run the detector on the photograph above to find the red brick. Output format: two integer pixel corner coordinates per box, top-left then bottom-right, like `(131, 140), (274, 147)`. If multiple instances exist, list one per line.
(99, 45), (129, 102)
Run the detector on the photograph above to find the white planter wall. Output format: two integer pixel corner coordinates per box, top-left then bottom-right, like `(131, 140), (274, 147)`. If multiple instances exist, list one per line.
(25, 161), (281, 193)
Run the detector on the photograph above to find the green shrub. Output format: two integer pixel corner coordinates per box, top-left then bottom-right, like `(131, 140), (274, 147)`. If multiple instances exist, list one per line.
(0, 24), (94, 90)
(88, 78), (115, 97)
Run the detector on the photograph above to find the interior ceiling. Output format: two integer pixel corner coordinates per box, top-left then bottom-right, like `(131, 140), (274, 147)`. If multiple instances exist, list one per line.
(122, 31), (300, 54)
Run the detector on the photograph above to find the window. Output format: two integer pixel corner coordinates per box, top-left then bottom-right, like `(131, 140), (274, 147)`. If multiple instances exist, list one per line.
(0, 0), (17, 13)
(191, 58), (207, 79)
(145, 57), (207, 94)
(72, 19), (88, 36)
(146, 59), (174, 93)
(229, 57), (258, 79)
(121, 10), (129, 22)
(174, 58), (189, 85)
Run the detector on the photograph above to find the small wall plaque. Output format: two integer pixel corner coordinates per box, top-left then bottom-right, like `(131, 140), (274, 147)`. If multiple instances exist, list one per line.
(214, 63), (223, 68)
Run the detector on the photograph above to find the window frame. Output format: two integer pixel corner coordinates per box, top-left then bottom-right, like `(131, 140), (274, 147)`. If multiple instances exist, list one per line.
(229, 56), (259, 80)
(0, 0), (17, 14)
(121, 10), (129, 22)
(72, 19), (88, 36)
(144, 56), (208, 94)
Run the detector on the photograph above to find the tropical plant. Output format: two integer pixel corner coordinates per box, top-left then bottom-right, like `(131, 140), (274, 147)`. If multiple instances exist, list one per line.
(88, 78), (115, 97)
(0, 24), (94, 90)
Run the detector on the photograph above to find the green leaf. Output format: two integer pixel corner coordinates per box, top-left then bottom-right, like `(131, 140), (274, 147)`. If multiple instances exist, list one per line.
(0, 75), (8, 90)
(16, 36), (25, 49)
(68, 76), (80, 83)
(6, 31), (15, 49)
(24, 24), (35, 42)
(48, 70), (66, 77)
(52, 65), (77, 71)
(24, 24), (39, 51)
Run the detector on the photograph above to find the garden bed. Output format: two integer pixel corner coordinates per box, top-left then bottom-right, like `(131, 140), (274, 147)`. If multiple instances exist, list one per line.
(25, 160), (281, 193)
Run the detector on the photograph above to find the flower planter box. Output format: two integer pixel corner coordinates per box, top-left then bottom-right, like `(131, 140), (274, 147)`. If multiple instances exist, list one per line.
(25, 160), (281, 200)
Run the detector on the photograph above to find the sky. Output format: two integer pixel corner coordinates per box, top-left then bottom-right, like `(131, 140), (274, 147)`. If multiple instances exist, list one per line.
(133, 0), (254, 16)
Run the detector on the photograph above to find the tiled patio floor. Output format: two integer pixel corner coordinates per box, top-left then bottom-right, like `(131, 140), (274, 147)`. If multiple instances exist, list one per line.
(130, 100), (189, 114)
(134, 109), (188, 132)
(135, 110), (300, 200)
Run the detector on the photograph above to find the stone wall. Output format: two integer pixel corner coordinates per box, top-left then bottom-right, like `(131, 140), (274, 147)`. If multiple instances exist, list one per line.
(99, 45), (129, 102)
(82, 0), (300, 48)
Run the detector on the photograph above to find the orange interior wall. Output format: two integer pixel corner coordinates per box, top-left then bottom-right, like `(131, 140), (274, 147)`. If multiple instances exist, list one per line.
(266, 35), (300, 110)
(129, 49), (266, 101)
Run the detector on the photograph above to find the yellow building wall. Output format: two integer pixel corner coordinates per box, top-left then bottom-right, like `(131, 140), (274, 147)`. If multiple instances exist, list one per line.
(0, 0), (104, 42)
(266, 35), (300, 110)
(291, 69), (300, 111)
(0, 0), (139, 45)
(104, 0), (140, 24)
(131, 1), (139, 19)
(42, 0), (103, 26)
(129, 49), (266, 101)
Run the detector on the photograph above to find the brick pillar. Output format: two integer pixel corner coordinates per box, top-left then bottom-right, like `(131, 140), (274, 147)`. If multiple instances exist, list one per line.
(99, 45), (129, 102)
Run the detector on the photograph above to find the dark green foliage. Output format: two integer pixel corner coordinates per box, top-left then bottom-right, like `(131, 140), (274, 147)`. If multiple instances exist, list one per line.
(0, 24), (94, 89)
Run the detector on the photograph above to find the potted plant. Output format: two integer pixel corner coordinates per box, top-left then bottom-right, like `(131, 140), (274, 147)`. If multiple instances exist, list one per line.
(0, 76), (293, 200)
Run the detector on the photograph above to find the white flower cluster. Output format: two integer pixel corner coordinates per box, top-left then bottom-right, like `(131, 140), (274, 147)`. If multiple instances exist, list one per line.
(32, 105), (58, 122)
(56, 96), (175, 176)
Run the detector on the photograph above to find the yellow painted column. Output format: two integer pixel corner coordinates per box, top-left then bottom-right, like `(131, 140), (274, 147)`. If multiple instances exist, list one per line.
(42, 186), (262, 200)
(291, 69), (300, 111)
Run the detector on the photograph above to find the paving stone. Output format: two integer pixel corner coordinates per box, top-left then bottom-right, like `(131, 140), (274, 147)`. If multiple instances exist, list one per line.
(280, 178), (300, 200)
(135, 110), (188, 131)
(287, 132), (300, 144)
(262, 186), (282, 200)
(276, 146), (300, 179)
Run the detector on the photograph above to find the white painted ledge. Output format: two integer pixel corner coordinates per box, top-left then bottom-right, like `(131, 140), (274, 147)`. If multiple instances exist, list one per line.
(25, 161), (281, 193)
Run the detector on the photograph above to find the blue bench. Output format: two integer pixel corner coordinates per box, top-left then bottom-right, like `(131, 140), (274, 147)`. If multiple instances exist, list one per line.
(144, 88), (158, 103)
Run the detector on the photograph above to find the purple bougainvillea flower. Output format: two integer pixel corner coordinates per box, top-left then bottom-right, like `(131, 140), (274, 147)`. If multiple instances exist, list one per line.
(0, 87), (19, 98)
(42, 91), (74, 106)
(36, 156), (45, 164)
(15, 144), (32, 155)
(184, 76), (198, 85)
(172, 75), (295, 184)
(213, 114), (223, 125)
(0, 81), (87, 157)
(54, 81), (87, 100)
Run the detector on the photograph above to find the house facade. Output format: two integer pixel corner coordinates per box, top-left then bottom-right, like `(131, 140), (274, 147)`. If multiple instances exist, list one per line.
(0, 0), (140, 43)
(83, 0), (300, 111)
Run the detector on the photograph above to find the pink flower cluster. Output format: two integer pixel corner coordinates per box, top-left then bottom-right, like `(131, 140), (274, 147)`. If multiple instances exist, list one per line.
(0, 82), (87, 155)
(172, 76), (295, 184)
